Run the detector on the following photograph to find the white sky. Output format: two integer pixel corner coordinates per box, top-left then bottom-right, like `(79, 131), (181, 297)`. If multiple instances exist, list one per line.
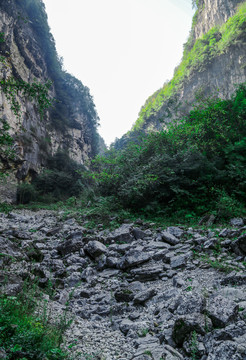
(42, 0), (194, 145)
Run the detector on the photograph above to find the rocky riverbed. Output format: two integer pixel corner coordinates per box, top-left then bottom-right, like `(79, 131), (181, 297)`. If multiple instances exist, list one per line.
(0, 210), (246, 360)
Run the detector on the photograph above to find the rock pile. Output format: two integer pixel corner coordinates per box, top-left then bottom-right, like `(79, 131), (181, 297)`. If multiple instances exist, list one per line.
(0, 210), (246, 359)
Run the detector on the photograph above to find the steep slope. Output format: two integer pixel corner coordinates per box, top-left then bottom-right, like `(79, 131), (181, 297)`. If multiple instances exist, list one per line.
(130, 0), (246, 134)
(0, 0), (103, 201)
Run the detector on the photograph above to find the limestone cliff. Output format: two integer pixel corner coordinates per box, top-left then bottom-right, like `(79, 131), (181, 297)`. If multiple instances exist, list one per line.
(128, 0), (246, 137)
(0, 0), (103, 201)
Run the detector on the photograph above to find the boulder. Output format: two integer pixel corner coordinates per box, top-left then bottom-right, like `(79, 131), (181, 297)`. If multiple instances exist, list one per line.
(161, 231), (179, 245)
(206, 295), (239, 328)
(84, 240), (107, 258)
(172, 313), (212, 346)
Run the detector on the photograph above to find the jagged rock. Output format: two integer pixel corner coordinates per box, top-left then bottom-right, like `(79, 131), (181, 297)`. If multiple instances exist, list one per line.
(170, 255), (187, 269)
(118, 251), (151, 270)
(130, 264), (163, 281)
(105, 256), (119, 268)
(221, 273), (246, 286)
(237, 233), (246, 254)
(230, 218), (244, 227)
(172, 313), (212, 346)
(65, 272), (82, 287)
(57, 238), (83, 256)
(203, 238), (218, 250)
(46, 226), (62, 236)
(206, 295), (239, 328)
(206, 340), (246, 360)
(108, 224), (134, 243)
(172, 276), (185, 288)
(133, 288), (157, 305)
(84, 240), (107, 258)
(115, 288), (134, 302)
(12, 230), (30, 240)
(161, 345), (184, 360)
(132, 227), (149, 240)
(174, 295), (205, 315)
(120, 319), (137, 335)
(167, 227), (184, 239)
(161, 231), (179, 245)
(133, 334), (164, 359)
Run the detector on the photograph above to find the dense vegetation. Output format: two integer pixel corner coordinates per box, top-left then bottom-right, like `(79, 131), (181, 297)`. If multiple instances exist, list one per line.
(0, 281), (72, 359)
(90, 84), (246, 220)
(132, 1), (246, 132)
(17, 151), (88, 204)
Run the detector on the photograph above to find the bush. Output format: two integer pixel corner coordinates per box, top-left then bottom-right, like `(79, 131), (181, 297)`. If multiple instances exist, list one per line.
(91, 84), (246, 217)
(17, 183), (38, 204)
(0, 281), (71, 359)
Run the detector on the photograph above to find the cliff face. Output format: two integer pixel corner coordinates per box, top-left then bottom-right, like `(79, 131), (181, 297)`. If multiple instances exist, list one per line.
(129, 0), (246, 135)
(0, 0), (102, 201)
(193, 0), (242, 40)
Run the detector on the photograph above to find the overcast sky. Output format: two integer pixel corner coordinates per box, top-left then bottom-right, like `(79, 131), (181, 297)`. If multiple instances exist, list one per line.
(42, 0), (194, 145)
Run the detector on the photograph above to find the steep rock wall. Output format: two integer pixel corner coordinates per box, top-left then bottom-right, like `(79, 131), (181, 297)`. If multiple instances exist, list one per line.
(193, 0), (242, 40)
(0, 0), (101, 201)
(128, 0), (246, 137)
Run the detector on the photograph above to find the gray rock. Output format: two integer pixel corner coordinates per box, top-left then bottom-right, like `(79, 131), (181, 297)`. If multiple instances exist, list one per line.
(172, 313), (212, 346)
(108, 224), (134, 243)
(130, 265), (163, 281)
(46, 226), (62, 236)
(203, 238), (218, 250)
(161, 345), (184, 359)
(172, 276), (185, 288)
(206, 340), (245, 360)
(118, 251), (150, 270)
(230, 218), (244, 227)
(65, 272), (82, 287)
(115, 288), (134, 302)
(84, 240), (107, 258)
(133, 288), (157, 304)
(120, 319), (137, 335)
(161, 231), (179, 245)
(132, 227), (149, 240)
(221, 273), (246, 286)
(105, 256), (119, 268)
(167, 227), (184, 239)
(237, 233), (246, 253)
(57, 238), (82, 256)
(206, 295), (239, 328)
(170, 255), (187, 269)
(175, 295), (205, 315)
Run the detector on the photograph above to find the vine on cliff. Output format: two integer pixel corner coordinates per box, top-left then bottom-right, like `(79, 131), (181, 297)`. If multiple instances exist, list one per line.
(0, 78), (53, 118)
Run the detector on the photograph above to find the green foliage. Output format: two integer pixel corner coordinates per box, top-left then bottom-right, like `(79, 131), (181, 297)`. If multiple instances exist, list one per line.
(0, 282), (71, 359)
(17, 183), (38, 204)
(0, 78), (53, 118)
(17, 151), (88, 204)
(0, 32), (5, 42)
(132, 2), (246, 131)
(91, 84), (246, 219)
(0, 118), (14, 161)
(190, 331), (198, 360)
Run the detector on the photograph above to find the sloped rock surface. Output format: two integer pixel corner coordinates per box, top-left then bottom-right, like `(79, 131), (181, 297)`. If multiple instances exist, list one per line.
(0, 209), (246, 359)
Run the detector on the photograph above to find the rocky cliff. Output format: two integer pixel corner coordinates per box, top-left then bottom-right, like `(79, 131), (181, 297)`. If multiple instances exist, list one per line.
(0, 0), (103, 201)
(129, 0), (246, 136)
